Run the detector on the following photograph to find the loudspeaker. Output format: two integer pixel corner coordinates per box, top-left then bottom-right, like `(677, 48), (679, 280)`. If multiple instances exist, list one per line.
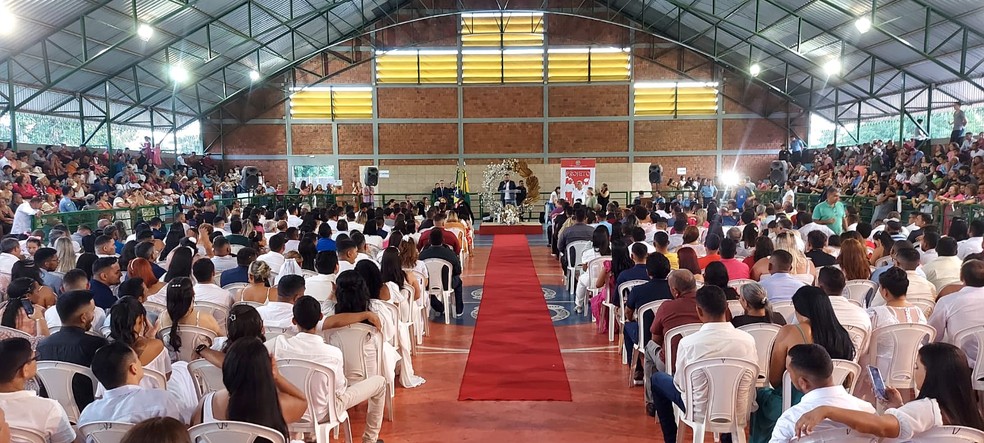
(365, 167), (379, 187)
(240, 166), (260, 190)
(648, 164), (662, 184)
(769, 160), (788, 186)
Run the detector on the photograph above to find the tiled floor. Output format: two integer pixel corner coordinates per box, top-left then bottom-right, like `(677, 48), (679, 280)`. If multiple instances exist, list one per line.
(351, 234), (674, 443)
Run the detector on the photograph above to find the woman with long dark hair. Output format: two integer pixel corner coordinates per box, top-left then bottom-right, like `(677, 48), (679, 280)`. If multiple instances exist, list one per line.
(109, 296), (169, 379)
(158, 277), (221, 359)
(191, 337), (307, 441)
(160, 222), (185, 259)
(750, 285), (856, 441)
(10, 260), (55, 308)
(297, 232), (318, 271)
(575, 225), (613, 313)
(587, 242), (632, 334)
(0, 277), (49, 340)
(703, 261), (739, 300)
(747, 236), (774, 280)
(677, 247), (701, 276)
(376, 247), (426, 388)
(380, 247), (420, 303)
(794, 342), (984, 438)
(162, 247), (193, 282)
(194, 303), (266, 368)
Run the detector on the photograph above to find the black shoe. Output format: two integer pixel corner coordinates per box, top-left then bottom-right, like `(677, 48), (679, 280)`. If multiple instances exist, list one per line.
(646, 402), (656, 417)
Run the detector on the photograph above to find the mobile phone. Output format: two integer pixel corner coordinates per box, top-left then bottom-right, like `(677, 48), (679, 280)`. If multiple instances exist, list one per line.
(868, 365), (887, 401)
(20, 299), (34, 316)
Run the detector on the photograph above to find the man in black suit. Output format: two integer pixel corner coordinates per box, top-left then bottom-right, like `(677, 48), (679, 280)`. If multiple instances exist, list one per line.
(498, 174), (517, 205)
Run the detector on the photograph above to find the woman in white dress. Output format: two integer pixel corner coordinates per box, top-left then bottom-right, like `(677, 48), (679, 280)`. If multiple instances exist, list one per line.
(867, 267), (927, 374)
(793, 342), (984, 440)
(381, 247), (425, 388)
(108, 296), (170, 387)
(356, 260), (425, 388)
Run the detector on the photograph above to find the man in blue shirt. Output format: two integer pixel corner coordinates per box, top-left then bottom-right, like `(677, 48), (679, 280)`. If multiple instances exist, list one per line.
(616, 243), (651, 293)
(35, 247), (64, 295)
(623, 253), (672, 386)
(58, 186), (77, 213)
(790, 135), (804, 166)
(220, 247), (257, 286)
(88, 257), (122, 310)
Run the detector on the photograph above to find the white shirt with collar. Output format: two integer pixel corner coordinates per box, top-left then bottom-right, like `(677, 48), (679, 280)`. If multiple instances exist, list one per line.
(305, 273), (336, 303)
(632, 241), (657, 254)
(256, 250), (285, 271)
(922, 255), (962, 291)
(338, 253), (379, 274)
(673, 322), (758, 420)
(957, 236), (984, 259)
(256, 301), (295, 329)
(798, 222), (834, 243)
(928, 285), (984, 365)
(0, 390), (77, 443)
(919, 248), (938, 265)
(826, 296), (872, 334)
(211, 255), (238, 274)
(78, 384), (188, 427)
(45, 305), (107, 334)
(11, 201), (38, 236)
(265, 333), (346, 421)
(868, 271), (937, 307)
(0, 252), (19, 274)
(287, 214), (302, 228)
(769, 385), (876, 443)
(759, 273), (807, 304)
(193, 283), (235, 307)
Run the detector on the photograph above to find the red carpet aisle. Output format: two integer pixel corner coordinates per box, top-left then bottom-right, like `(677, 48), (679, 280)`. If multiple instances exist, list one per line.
(458, 234), (572, 401)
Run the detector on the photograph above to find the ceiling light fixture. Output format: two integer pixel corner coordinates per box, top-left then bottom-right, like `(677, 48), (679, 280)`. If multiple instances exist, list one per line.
(0, 6), (16, 34)
(249, 70), (260, 82)
(169, 65), (189, 83)
(823, 59), (842, 76)
(137, 23), (154, 41)
(749, 64), (761, 77)
(855, 16), (871, 34)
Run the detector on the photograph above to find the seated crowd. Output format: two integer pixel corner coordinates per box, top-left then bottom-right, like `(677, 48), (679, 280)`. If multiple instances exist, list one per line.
(0, 185), (478, 443)
(548, 179), (984, 442)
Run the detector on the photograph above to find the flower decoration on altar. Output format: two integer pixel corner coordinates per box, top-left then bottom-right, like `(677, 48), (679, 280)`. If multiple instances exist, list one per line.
(482, 159), (539, 225)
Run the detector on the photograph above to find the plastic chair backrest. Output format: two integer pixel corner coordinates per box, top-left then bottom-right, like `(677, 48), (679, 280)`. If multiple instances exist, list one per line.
(398, 287), (414, 323)
(727, 300), (744, 317)
(953, 325), (984, 390)
(912, 425), (984, 442)
(264, 326), (294, 342)
(738, 323), (781, 385)
(422, 259), (452, 293)
(843, 324), (871, 359)
(188, 421), (286, 443)
(276, 358), (345, 440)
(727, 278), (756, 293)
(222, 282), (249, 299)
(664, 323), (702, 375)
(8, 427), (46, 443)
(678, 357), (758, 431)
(793, 273), (815, 285)
(187, 359), (225, 400)
(771, 301), (795, 322)
(35, 361), (97, 423)
(566, 240), (592, 268)
(195, 302), (230, 334)
(617, 279), (649, 304)
(374, 301), (400, 346)
(143, 367), (167, 390)
(868, 323), (935, 388)
(0, 325), (33, 341)
(843, 280), (878, 307)
(634, 299), (666, 348)
(160, 324), (218, 362)
(910, 298), (936, 318)
(791, 428), (879, 442)
(78, 421), (134, 443)
(586, 257), (609, 288)
(325, 323), (384, 383)
(782, 359), (861, 411)
(143, 301), (166, 318)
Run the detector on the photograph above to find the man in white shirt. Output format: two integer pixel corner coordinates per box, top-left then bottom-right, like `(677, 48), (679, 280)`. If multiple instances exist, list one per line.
(266, 296), (386, 443)
(307, 251), (338, 308)
(78, 342), (188, 426)
(770, 344), (876, 442)
(256, 274), (305, 329)
(11, 196), (41, 237)
(923, 237), (962, 291)
(45, 270), (106, 332)
(871, 248), (936, 306)
(0, 237), (22, 274)
(957, 220), (984, 259)
(816, 268), (871, 334)
(191, 259), (234, 307)
(929, 259), (984, 366)
(256, 234), (287, 271)
(209, 237), (238, 274)
(286, 206), (302, 228)
(758, 250), (806, 303)
(797, 212), (834, 244)
(919, 232), (939, 265)
(649, 285), (758, 443)
(0, 337), (78, 443)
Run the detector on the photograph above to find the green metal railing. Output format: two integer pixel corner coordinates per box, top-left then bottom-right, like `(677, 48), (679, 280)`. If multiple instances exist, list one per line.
(32, 203), (180, 236)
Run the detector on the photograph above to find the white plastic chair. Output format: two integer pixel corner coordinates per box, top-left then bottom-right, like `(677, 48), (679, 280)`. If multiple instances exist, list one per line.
(792, 428), (879, 442)
(564, 240), (593, 294)
(843, 279), (878, 307)
(953, 325), (984, 390)
(143, 301), (166, 318)
(727, 278), (756, 294)
(222, 282), (249, 300)
(584, 256), (610, 318)
(160, 324), (218, 362)
(423, 258), (454, 324)
(398, 286), (415, 355)
(782, 359), (861, 411)
(188, 358), (225, 400)
(325, 323), (395, 422)
(867, 323), (935, 389)
(188, 421), (286, 443)
(663, 323), (702, 376)
(912, 425), (984, 442)
(34, 361), (98, 423)
(604, 279), (648, 345)
(738, 323), (781, 388)
(910, 298), (936, 318)
(772, 301), (795, 322)
(632, 299), (666, 387)
(78, 421), (134, 443)
(406, 269), (428, 343)
(143, 367), (167, 390)
(276, 359), (352, 443)
(195, 301), (230, 335)
(447, 227), (467, 264)
(264, 326), (294, 342)
(793, 273), (815, 285)
(0, 325), (33, 340)
(8, 427), (45, 443)
(843, 324), (871, 360)
(727, 300), (744, 317)
(673, 357), (759, 443)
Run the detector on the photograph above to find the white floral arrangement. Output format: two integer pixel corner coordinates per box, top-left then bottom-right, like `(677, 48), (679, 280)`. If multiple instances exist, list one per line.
(501, 204), (521, 225)
(482, 158), (538, 224)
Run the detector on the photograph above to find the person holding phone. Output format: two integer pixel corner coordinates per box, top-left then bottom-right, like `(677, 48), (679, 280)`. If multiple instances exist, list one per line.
(0, 277), (50, 342)
(794, 343), (984, 440)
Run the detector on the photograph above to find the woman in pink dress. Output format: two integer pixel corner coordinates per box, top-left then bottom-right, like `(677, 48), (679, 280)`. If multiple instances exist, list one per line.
(590, 243), (633, 335)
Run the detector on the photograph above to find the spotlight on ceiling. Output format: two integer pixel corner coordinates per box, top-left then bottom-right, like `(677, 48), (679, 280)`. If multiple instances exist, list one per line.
(0, 7), (16, 34)
(855, 16), (872, 34)
(749, 64), (761, 77)
(169, 65), (189, 83)
(137, 23), (154, 41)
(249, 70), (261, 82)
(823, 59), (841, 77)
